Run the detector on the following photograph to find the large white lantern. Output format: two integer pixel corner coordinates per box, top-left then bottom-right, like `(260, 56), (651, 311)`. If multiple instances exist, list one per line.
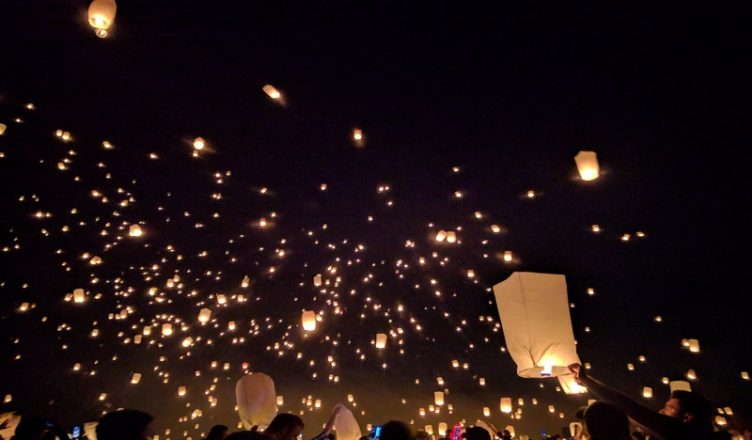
(574, 151), (600, 181)
(670, 380), (692, 393)
(88, 0), (117, 38)
(301, 310), (316, 331)
(375, 333), (387, 349)
(434, 391), (444, 406)
(493, 272), (580, 378)
(333, 405), (362, 440)
(500, 397), (512, 413)
(235, 373), (277, 429)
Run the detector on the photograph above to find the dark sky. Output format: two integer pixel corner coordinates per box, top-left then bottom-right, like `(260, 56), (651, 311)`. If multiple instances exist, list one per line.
(1, 2), (751, 439)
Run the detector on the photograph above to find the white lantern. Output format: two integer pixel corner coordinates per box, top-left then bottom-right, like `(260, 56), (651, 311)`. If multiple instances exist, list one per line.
(302, 310), (316, 331)
(262, 85), (282, 100)
(483, 407), (490, 417)
(446, 231), (457, 243)
(643, 387), (653, 398)
(438, 423), (448, 435)
(276, 395), (284, 406)
(686, 369), (697, 380)
(73, 288), (86, 304)
(670, 380), (692, 393)
(197, 308), (212, 324)
(569, 422), (583, 438)
(353, 129), (365, 147)
(130, 373), (141, 384)
(193, 137), (206, 151)
(558, 374), (587, 394)
(493, 272), (580, 378)
(178, 386), (187, 397)
(161, 323), (173, 336)
(0, 123), (6, 135)
(479, 377), (486, 386)
(503, 251), (513, 262)
(435, 230), (447, 242)
(235, 373), (277, 429)
(375, 333), (387, 349)
(88, 0), (117, 38)
(241, 275), (250, 288)
(434, 391), (445, 406)
(419, 408), (426, 417)
(425, 425), (434, 435)
(333, 404), (362, 440)
(500, 397), (512, 413)
(742, 371), (750, 381)
(688, 339), (701, 353)
(436, 376), (444, 386)
(128, 224), (143, 237)
(313, 274), (323, 287)
(574, 151), (600, 181)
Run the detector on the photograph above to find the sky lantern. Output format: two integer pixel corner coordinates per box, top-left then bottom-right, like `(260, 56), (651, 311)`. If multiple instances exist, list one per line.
(558, 374), (587, 394)
(479, 377), (486, 386)
(742, 371), (750, 381)
(490, 224), (502, 234)
(352, 129), (365, 147)
(73, 288), (86, 304)
(574, 151), (600, 181)
(130, 373), (141, 384)
(192, 137), (206, 151)
(419, 408), (426, 417)
(178, 386), (187, 397)
(181, 337), (193, 348)
(642, 387), (653, 398)
(333, 405), (362, 440)
(483, 407), (491, 417)
(235, 373), (277, 429)
(494, 272), (580, 378)
(313, 274), (323, 287)
(686, 369), (698, 380)
(88, 0), (117, 38)
(446, 231), (457, 243)
(434, 391), (444, 406)
(128, 224), (143, 237)
(161, 323), (173, 336)
(241, 275), (250, 288)
(301, 310), (316, 331)
(503, 251), (513, 262)
(670, 380), (692, 392)
(197, 308), (212, 324)
(0, 123), (6, 135)
(688, 339), (701, 353)
(424, 425), (434, 435)
(276, 395), (284, 406)
(438, 423), (448, 435)
(375, 333), (387, 349)
(262, 84), (283, 101)
(500, 397), (512, 413)
(435, 230), (447, 242)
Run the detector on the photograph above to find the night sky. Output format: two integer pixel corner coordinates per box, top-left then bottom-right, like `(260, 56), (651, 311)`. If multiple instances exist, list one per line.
(1, 2), (751, 439)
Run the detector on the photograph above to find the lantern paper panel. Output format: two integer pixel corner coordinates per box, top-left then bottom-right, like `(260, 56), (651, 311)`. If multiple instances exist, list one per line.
(434, 391), (444, 406)
(235, 373), (277, 430)
(558, 374), (587, 394)
(375, 333), (387, 349)
(500, 397), (512, 413)
(333, 405), (362, 440)
(670, 380), (692, 393)
(574, 150), (600, 181)
(302, 310), (316, 331)
(494, 272), (581, 378)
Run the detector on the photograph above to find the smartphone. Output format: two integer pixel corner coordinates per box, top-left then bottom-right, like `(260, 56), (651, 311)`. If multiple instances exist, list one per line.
(72, 425), (81, 439)
(370, 425), (382, 439)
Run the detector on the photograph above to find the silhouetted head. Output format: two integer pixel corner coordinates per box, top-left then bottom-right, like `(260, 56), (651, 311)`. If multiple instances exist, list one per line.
(659, 391), (713, 431)
(206, 425), (229, 440)
(264, 414), (304, 440)
(380, 421), (412, 440)
(96, 410), (154, 440)
(584, 402), (630, 440)
(464, 427), (489, 440)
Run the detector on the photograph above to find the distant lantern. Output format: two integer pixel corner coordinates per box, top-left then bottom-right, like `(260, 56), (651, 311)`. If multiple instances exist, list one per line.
(313, 274), (323, 287)
(451, 359), (460, 368)
(241, 276), (250, 288)
(446, 231), (457, 243)
(197, 308), (212, 324)
(435, 230), (447, 242)
(262, 84), (282, 100)
(434, 391), (445, 406)
(193, 137), (206, 151)
(73, 288), (86, 304)
(670, 380), (692, 393)
(130, 373), (141, 384)
(591, 224), (601, 233)
(466, 269), (476, 279)
(681, 338), (690, 348)
(574, 151), (600, 181)
(228, 321), (236, 331)
(503, 251), (513, 262)
(627, 363), (635, 371)
(483, 407), (491, 417)
(276, 395), (284, 406)
(0, 123), (6, 135)
(436, 377), (444, 386)
(419, 408), (426, 417)
(686, 369), (698, 381)
(88, 0), (117, 38)
(493, 272), (580, 378)
(661, 377), (670, 385)
(178, 386), (187, 397)
(161, 323), (173, 336)
(715, 416), (727, 427)
(181, 337), (193, 348)
(742, 371), (750, 381)
(353, 129), (365, 147)
(301, 310), (316, 331)
(128, 224), (143, 237)
(490, 224), (502, 234)
(479, 377), (486, 386)
(688, 339), (701, 353)
(375, 333), (387, 349)
(347, 394), (354, 402)
(500, 397), (512, 414)
(438, 423), (448, 435)
(643, 387), (653, 398)
(424, 426), (434, 435)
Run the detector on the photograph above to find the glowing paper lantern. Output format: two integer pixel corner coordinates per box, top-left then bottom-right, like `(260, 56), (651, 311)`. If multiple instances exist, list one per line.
(500, 397), (512, 414)
(503, 251), (513, 262)
(235, 373), (277, 429)
(262, 85), (282, 100)
(483, 407), (490, 417)
(375, 333), (387, 349)
(301, 310), (316, 331)
(88, 0), (117, 38)
(438, 423), (448, 435)
(241, 276), (250, 288)
(73, 288), (86, 304)
(688, 339), (701, 353)
(434, 391), (445, 406)
(193, 137), (206, 151)
(352, 129), (365, 147)
(0, 123), (6, 135)
(670, 380), (692, 393)
(197, 308), (212, 324)
(161, 323), (173, 336)
(425, 425), (434, 435)
(178, 386), (187, 397)
(569, 422), (583, 438)
(642, 387), (653, 398)
(128, 224), (143, 237)
(419, 408), (426, 417)
(742, 371), (750, 380)
(313, 274), (323, 287)
(558, 374), (587, 394)
(333, 404), (362, 440)
(435, 230), (447, 242)
(574, 151), (600, 181)
(493, 272), (580, 378)
(130, 373), (141, 384)
(276, 396), (284, 406)
(446, 231), (457, 243)
(686, 369), (697, 380)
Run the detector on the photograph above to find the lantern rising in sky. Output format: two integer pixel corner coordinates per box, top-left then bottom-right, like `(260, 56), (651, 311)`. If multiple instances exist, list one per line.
(88, 0), (117, 38)
(574, 150), (600, 181)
